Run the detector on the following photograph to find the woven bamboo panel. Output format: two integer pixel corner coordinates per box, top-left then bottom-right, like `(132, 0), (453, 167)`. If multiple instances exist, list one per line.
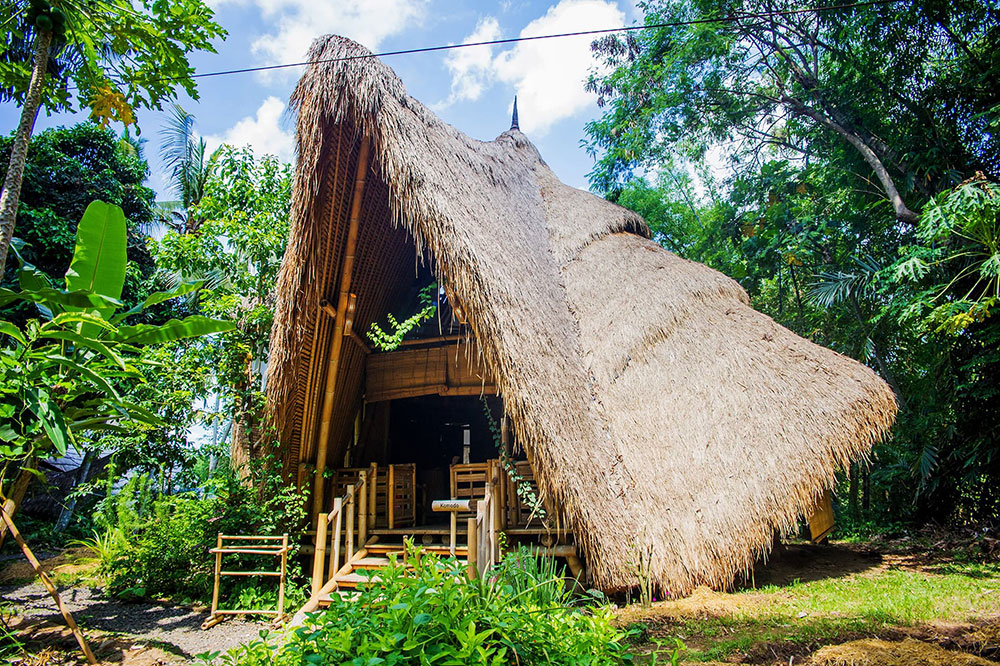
(366, 343), (495, 403)
(450, 460), (497, 518)
(388, 464), (416, 528)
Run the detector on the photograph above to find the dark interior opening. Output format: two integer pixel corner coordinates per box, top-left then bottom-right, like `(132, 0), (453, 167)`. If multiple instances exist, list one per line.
(357, 395), (503, 524)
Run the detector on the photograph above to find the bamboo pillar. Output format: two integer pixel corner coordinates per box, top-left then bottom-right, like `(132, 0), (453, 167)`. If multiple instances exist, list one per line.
(312, 514), (328, 596)
(359, 471), (368, 544)
(330, 498), (343, 577)
(346, 484), (356, 562)
(467, 517), (478, 580)
(311, 134), (372, 521)
(278, 534), (288, 619)
(210, 533), (222, 618)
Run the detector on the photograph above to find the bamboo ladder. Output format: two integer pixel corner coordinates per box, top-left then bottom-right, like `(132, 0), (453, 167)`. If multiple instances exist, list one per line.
(202, 534), (290, 629)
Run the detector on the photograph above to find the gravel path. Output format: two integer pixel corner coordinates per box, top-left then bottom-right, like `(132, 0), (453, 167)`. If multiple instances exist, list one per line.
(2, 580), (270, 661)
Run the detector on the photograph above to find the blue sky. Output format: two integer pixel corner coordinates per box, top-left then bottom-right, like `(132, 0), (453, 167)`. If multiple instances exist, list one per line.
(2, 0), (643, 199)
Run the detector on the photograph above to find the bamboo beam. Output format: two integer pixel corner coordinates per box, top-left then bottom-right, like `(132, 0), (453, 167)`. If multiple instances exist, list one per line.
(311, 133), (371, 520)
(1, 507), (96, 664)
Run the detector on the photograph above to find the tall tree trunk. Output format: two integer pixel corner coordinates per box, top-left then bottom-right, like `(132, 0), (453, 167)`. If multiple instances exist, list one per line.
(783, 95), (919, 224)
(0, 29), (53, 277)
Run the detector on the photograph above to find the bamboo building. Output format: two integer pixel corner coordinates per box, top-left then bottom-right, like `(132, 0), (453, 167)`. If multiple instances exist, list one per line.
(265, 35), (897, 603)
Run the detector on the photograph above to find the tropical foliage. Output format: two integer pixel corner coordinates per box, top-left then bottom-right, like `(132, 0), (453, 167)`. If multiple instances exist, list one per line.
(0, 0), (225, 277)
(586, 0), (1000, 524)
(202, 544), (636, 666)
(0, 200), (232, 531)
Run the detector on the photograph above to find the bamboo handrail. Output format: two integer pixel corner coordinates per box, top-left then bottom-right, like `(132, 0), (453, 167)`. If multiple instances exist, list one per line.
(311, 470), (367, 597)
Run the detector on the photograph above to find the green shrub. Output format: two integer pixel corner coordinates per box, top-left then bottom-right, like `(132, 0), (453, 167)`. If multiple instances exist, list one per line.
(102, 456), (306, 603)
(205, 544), (635, 665)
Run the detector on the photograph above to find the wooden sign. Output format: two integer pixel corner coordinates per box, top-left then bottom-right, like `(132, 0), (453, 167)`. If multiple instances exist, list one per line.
(432, 498), (477, 512)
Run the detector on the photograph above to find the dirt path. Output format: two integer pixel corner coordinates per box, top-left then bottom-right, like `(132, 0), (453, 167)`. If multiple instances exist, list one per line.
(2, 579), (269, 664)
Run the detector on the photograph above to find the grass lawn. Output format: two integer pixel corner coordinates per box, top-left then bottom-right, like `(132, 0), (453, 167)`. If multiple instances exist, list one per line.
(619, 541), (1000, 664)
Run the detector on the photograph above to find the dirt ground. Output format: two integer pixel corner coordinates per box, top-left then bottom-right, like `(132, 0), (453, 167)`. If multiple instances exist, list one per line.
(1, 553), (269, 665)
(618, 540), (1000, 665)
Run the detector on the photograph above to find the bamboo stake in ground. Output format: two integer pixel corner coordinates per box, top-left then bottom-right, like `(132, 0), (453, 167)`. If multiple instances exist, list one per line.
(0, 506), (97, 665)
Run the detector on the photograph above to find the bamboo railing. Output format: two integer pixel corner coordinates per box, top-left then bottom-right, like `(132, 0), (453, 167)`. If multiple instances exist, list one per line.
(311, 466), (371, 596)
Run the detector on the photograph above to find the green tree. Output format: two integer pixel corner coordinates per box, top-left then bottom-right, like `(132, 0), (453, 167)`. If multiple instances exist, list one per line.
(0, 0), (226, 276)
(151, 146), (292, 459)
(157, 104), (212, 234)
(0, 200), (233, 544)
(586, 0), (1000, 523)
(0, 123), (158, 306)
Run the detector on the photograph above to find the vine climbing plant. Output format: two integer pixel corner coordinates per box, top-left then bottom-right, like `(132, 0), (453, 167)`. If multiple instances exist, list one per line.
(367, 283), (438, 352)
(481, 397), (547, 527)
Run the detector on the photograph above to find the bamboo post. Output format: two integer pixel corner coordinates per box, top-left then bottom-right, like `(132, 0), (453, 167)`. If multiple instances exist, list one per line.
(467, 517), (478, 580)
(0, 507), (96, 664)
(211, 533), (222, 618)
(329, 497), (343, 577)
(311, 134), (372, 519)
(359, 471), (368, 545)
(312, 514), (328, 596)
(387, 465), (395, 529)
(368, 463), (377, 528)
(277, 534), (288, 620)
(449, 510), (457, 556)
(346, 485), (356, 562)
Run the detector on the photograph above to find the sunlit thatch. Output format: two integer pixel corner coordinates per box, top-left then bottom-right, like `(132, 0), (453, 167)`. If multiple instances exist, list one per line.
(266, 36), (897, 593)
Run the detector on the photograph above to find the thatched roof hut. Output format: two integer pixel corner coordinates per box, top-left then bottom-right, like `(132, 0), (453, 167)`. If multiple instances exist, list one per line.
(266, 35), (897, 594)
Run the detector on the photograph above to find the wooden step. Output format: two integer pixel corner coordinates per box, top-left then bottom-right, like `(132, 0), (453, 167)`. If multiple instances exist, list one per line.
(366, 543), (468, 556)
(335, 572), (379, 588)
(351, 556), (402, 569)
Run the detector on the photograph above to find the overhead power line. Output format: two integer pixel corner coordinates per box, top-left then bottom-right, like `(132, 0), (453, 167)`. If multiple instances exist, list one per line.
(84, 0), (907, 88)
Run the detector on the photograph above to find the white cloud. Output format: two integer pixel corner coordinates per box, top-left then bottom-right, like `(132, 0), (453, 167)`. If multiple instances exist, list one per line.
(494, 0), (624, 135)
(240, 0), (427, 72)
(438, 0), (624, 137)
(205, 96), (295, 163)
(438, 17), (502, 109)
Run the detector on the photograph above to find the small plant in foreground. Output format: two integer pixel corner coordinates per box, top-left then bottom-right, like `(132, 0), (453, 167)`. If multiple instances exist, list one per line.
(204, 544), (637, 665)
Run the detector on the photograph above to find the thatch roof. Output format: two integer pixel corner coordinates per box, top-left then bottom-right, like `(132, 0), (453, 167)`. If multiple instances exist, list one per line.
(266, 35), (897, 594)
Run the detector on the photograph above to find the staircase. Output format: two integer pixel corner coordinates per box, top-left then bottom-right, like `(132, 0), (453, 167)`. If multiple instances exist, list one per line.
(294, 468), (493, 623)
(313, 540), (471, 605)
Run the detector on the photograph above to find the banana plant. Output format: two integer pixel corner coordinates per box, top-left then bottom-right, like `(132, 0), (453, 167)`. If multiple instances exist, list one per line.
(0, 200), (234, 531)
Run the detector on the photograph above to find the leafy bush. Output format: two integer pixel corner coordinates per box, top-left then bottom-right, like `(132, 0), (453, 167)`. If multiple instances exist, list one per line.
(205, 544), (635, 665)
(102, 456), (305, 603)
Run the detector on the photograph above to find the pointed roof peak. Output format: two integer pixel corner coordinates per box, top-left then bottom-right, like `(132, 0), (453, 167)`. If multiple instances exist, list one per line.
(510, 96), (519, 131)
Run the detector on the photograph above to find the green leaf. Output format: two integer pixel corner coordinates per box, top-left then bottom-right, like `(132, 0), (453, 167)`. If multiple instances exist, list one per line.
(110, 400), (164, 427)
(413, 613), (432, 626)
(65, 200), (128, 305)
(38, 330), (126, 370)
(112, 280), (204, 323)
(0, 322), (27, 347)
(49, 311), (118, 333)
(25, 389), (71, 456)
(114, 315), (234, 345)
(41, 354), (121, 399)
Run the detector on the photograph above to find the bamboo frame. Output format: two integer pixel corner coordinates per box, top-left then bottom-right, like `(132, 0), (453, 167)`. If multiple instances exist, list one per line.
(312, 132), (372, 520)
(205, 533), (289, 629)
(0, 507), (96, 664)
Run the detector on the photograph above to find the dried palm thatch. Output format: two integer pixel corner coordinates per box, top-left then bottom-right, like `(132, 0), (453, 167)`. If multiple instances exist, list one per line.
(266, 35), (897, 594)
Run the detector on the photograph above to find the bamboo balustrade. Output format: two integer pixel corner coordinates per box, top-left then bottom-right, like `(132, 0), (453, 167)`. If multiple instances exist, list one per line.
(311, 467), (371, 596)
